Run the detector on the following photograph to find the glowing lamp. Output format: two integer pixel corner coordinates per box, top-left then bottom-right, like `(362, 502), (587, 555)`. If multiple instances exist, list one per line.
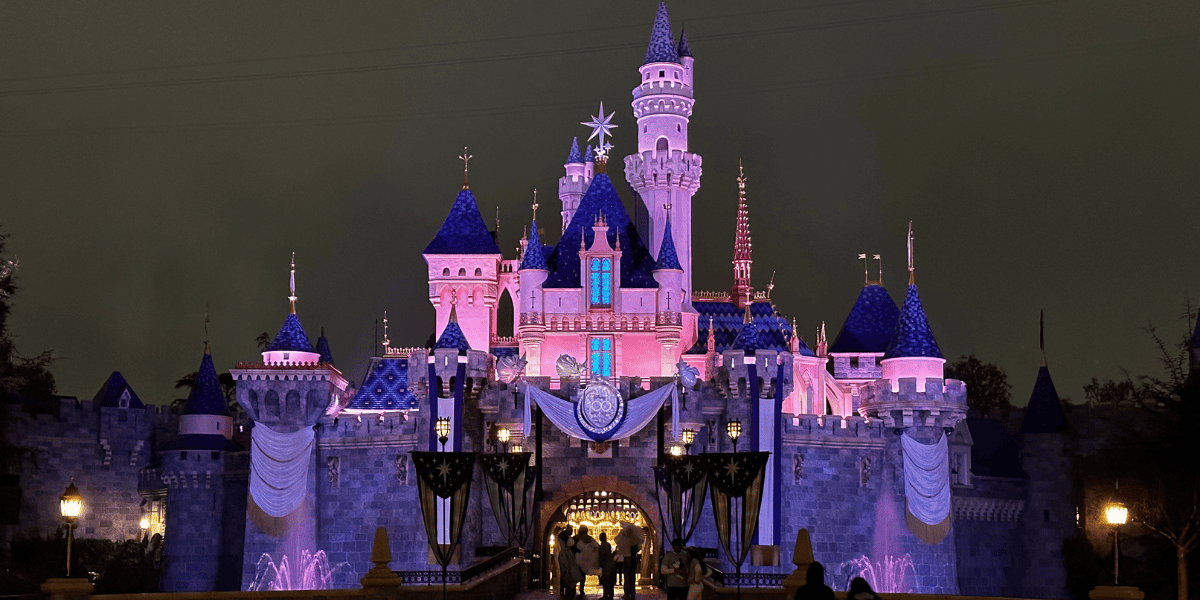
(59, 482), (82, 520)
(435, 417), (451, 450)
(670, 445), (683, 457)
(59, 481), (83, 578)
(681, 428), (696, 453)
(1105, 502), (1128, 526)
(497, 427), (511, 444)
(140, 517), (150, 531)
(727, 419), (742, 452)
(511, 444), (523, 454)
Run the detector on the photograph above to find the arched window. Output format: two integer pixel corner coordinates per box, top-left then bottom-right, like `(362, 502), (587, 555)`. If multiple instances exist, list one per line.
(458, 268), (466, 276)
(656, 137), (669, 153)
(590, 257), (612, 307)
(474, 268), (482, 276)
(590, 337), (613, 377)
(442, 268), (450, 276)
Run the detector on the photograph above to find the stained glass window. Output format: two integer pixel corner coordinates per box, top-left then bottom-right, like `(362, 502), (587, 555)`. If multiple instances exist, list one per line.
(590, 337), (613, 377)
(590, 257), (612, 307)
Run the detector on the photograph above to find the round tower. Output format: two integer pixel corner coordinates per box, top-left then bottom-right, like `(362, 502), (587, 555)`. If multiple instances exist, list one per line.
(624, 2), (702, 306)
(518, 205), (549, 376)
(558, 138), (593, 232)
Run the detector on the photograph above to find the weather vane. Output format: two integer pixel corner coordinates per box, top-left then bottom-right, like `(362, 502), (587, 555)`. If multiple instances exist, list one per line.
(581, 102), (617, 159)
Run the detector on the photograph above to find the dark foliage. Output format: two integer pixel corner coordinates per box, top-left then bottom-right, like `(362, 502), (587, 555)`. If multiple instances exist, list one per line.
(945, 354), (1012, 417)
(0, 531), (162, 593)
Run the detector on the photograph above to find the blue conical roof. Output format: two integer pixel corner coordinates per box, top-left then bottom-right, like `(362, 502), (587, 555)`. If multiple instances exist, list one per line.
(884, 284), (943, 359)
(654, 217), (682, 270)
(434, 310), (471, 352)
(424, 188), (503, 255)
(92, 371), (145, 409)
(542, 173), (658, 289)
(644, 2), (680, 64)
(566, 137), (584, 164)
(316, 328), (334, 365)
(585, 144), (596, 162)
(677, 27), (692, 58)
(182, 351), (230, 417)
(1019, 365), (1066, 434)
(266, 313), (314, 352)
(830, 284), (900, 354)
(347, 357), (418, 411)
(519, 220), (548, 270)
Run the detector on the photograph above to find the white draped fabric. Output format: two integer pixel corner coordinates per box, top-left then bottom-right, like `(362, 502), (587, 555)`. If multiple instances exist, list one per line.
(901, 431), (950, 525)
(249, 425), (314, 517)
(528, 383), (677, 442)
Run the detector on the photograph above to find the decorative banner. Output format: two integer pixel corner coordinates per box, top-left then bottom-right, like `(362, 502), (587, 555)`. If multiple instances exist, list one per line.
(528, 380), (676, 443)
(900, 432), (951, 544)
(700, 452), (770, 573)
(654, 455), (708, 546)
(481, 453), (537, 550)
(411, 451), (477, 570)
(248, 424), (315, 518)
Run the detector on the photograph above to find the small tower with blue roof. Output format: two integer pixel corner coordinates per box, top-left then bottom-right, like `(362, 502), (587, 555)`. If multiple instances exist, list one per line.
(161, 343), (237, 592)
(518, 199), (550, 375)
(653, 205), (684, 374)
(423, 150), (504, 352)
(559, 137), (593, 233)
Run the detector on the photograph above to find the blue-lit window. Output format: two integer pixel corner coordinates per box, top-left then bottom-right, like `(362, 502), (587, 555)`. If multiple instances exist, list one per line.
(590, 257), (612, 307)
(590, 337), (613, 377)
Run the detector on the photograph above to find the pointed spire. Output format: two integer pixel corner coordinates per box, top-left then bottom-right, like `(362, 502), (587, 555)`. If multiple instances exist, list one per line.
(859, 253), (868, 286)
(448, 290), (458, 323)
(182, 348), (229, 417)
(706, 315), (715, 354)
(434, 290), (471, 352)
(907, 220), (915, 285)
(316, 326), (334, 365)
(459, 147), (473, 190)
(519, 190), (548, 271)
(644, 1), (680, 65)
(1039, 309), (1046, 366)
(382, 312), (391, 350)
(874, 254), (882, 285)
(677, 25), (693, 58)
(817, 321), (828, 357)
(884, 283), (943, 359)
(732, 161), (754, 308)
(585, 144), (596, 163)
(203, 303), (211, 355)
(655, 203), (683, 270)
(1020, 362), (1066, 434)
(566, 137), (584, 164)
(288, 251), (298, 314)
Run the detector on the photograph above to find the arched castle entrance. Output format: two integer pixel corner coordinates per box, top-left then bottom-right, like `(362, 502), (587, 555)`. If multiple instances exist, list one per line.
(539, 475), (660, 591)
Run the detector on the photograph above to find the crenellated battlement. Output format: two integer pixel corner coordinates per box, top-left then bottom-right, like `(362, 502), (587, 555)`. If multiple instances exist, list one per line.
(781, 414), (887, 443)
(624, 150), (702, 193)
(320, 410), (421, 443)
(858, 376), (968, 428)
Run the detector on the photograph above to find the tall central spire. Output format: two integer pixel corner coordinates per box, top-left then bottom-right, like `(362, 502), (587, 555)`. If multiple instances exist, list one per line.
(288, 251), (297, 314)
(732, 161), (754, 308)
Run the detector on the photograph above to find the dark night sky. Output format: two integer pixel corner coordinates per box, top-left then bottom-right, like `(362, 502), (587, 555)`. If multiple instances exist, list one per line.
(3, 0), (1198, 407)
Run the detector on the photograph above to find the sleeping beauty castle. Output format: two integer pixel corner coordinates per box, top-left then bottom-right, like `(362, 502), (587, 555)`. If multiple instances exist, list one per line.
(1, 3), (1078, 597)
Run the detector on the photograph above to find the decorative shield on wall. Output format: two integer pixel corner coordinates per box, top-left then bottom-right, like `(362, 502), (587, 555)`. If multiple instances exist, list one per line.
(574, 378), (626, 441)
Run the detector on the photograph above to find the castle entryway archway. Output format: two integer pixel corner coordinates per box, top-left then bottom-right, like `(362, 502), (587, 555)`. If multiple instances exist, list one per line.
(539, 476), (659, 591)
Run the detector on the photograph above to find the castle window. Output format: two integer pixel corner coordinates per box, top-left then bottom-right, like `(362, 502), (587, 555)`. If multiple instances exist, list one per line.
(474, 268), (482, 276)
(443, 268), (450, 276)
(656, 137), (669, 153)
(659, 70), (665, 77)
(590, 337), (613, 377)
(849, 357), (859, 369)
(590, 257), (612, 307)
(458, 268), (466, 276)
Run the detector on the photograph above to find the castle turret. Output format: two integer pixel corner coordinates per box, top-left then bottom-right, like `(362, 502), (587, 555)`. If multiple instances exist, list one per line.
(559, 138), (593, 232)
(518, 205), (549, 376)
(161, 346), (237, 592)
(423, 152), (504, 351)
(624, 1), (702, 308)
(880, 225), (945, 392)
(261, 253), (321, 365)
(653, 207), (684, 375)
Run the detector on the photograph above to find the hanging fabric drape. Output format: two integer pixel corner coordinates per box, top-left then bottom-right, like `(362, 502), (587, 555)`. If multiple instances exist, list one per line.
(481, 452), (537, 550)
(249, 424), (315, 517)
(901, 431), (951, 544)
(412, 451), (477, 570)
(654, 455), (708, 546)
(527, 382), (676, 442)
(700, 452), (770, 573)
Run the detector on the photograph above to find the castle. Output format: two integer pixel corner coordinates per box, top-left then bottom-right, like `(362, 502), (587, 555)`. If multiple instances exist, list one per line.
(1, 3), (1079, 596)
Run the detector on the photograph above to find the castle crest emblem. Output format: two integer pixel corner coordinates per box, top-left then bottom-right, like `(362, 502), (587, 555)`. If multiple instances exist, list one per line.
(574, 378), (626, 441)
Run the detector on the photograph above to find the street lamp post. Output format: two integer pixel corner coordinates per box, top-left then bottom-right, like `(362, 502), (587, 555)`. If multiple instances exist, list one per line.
(727, 419), (742, 453)
(59, 482), (83, 578)
(1105, 500), (1128, 585)
(435, 417), (451, 451)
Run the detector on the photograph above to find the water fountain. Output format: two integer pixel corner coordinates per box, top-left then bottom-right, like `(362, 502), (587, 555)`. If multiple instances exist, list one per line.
(837, 494), (916, 592)
(249, 549), (356, 590)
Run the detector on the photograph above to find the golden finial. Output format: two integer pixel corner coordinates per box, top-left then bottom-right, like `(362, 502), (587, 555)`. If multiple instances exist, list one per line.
(459, 147), (473, 189)
(448, 290), (459, 323)
(907, 221), (915, 284)
(532, 188), (539, 221)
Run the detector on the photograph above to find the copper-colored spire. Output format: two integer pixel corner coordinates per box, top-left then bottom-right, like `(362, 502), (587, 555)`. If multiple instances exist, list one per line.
(459, 147), (473, 190)
(732, 161), (754, 309)
(288, 252), (298, 314)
